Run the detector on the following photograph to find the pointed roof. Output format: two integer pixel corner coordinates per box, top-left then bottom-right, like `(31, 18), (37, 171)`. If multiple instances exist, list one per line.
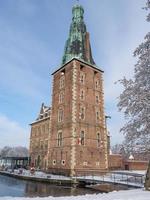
(30, 103), (51, 125)
(62, 4), (95, 65)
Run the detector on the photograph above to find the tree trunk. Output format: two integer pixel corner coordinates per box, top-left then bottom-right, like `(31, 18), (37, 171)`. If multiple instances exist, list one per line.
(144, 160), (150, 191)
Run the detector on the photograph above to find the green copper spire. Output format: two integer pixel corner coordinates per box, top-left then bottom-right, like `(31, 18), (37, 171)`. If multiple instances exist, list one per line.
(62, 4), (95, 65)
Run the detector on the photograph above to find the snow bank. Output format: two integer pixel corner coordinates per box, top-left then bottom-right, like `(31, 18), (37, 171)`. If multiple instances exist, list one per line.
(0, 189), (149, 200)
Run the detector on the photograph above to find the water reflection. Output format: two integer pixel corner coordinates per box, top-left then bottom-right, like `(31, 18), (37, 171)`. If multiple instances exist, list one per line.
(0, 175), (97, 197)
(25, 182), (97, 197)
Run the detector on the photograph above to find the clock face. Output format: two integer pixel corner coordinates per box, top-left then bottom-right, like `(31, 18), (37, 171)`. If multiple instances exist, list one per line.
(70, 39), (82, 55)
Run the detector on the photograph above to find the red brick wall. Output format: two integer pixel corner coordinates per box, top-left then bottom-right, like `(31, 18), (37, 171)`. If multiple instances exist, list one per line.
(108, 154), (123, 170)
(123, 160), (148, 171)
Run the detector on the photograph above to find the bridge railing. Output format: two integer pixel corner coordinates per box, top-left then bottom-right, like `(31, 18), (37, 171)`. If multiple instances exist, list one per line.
(73, 170), (145, 187)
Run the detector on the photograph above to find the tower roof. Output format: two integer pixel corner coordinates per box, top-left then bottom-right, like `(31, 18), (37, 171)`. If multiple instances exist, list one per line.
(62, 4), (95, 65)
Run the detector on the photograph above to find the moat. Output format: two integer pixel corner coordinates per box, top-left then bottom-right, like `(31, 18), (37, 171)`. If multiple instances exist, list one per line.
(0, 174), (98, 197)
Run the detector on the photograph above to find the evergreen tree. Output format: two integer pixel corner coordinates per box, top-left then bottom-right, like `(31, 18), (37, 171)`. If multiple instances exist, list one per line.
(117, 0), (150, 155)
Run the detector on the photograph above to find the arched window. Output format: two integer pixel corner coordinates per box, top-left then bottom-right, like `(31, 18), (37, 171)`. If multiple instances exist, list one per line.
(58, 132), (63, 147)
(58, 108), (64, 122)
(97, 133), (100, 147)
(80, 130), (85, 145)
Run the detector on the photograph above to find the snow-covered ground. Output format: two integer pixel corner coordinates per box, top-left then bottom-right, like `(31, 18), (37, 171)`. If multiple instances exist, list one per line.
(0, 189), (149, 200)
(3, 169), (71, 180)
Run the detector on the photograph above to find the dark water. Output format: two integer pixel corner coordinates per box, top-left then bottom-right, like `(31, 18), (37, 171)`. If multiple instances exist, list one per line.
(0, 174), (98, 197)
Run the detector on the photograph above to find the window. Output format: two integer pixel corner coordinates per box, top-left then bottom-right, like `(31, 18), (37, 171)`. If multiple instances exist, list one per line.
(83, 161), (87, 166)
(40, 141), (43, 149)
(95, 80), (99, 89)
(80, 151), (83, 159)
(80, 130), (85, 145)
(80, 72), (85, 84)
(58, 108), (64, 122)
(42, 125), (45, 134)
(97, 133), (100, 147)
(59, 76), (65, 89)
(80, 107), (85, 120)
(80, 90), (84, 100)
(61, 160), (65, 165)
(58, 132), (63, 147)
(96, 95), (99, 104)
(38, 127), (41, 136)
(59, 91), (64, 104)
(96, 111), (100, 122)
(45, 140), (48, 149)
(53, 160), (56, 165)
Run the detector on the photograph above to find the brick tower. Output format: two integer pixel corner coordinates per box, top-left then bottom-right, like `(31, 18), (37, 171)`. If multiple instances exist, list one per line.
(47, 4), (108, 176)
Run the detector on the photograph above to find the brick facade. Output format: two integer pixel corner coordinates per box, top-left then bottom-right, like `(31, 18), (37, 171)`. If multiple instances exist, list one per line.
(29, 104), (50, 170)
(47, 59), (108, 176)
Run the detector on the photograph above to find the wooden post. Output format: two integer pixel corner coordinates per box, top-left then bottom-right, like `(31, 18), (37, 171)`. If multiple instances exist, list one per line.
(144, 160), (150, 191)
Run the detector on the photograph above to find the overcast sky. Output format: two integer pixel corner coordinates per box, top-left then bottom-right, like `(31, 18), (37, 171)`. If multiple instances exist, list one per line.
(0, 0), (149, 148)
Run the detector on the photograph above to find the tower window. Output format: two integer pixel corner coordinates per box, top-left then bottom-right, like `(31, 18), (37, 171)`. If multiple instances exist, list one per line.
(95, 80), (99, 89)
(96, 95), (99, 104)
(96, 111), (100, 122)
(60, 76), (65, 89)
(80, 72), (85, 84)
(58, 108), (64, 122)
(80, 89), (85, 100)
(59, 91), (64, 103)
(57, 131), (63, 147)
(97, 133), (100, 147)
(80, 130), (85, 145)
(80, 107), (85, 120)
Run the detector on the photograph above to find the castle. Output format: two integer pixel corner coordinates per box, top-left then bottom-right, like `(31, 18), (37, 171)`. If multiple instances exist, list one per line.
(29, 4), (109, 176)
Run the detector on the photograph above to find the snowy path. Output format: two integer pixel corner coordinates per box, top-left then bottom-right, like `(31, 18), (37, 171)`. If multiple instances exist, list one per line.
(0, 189), (149, 200)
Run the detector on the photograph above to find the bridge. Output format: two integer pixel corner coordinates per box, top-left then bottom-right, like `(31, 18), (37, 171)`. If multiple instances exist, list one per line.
(74, 171), (145, 189)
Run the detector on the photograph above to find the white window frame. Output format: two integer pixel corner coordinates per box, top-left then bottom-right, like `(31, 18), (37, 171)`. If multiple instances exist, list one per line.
(59, 76), (65, 89)
(58, 108), (64, 122)
(57, 131), (63, 147)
